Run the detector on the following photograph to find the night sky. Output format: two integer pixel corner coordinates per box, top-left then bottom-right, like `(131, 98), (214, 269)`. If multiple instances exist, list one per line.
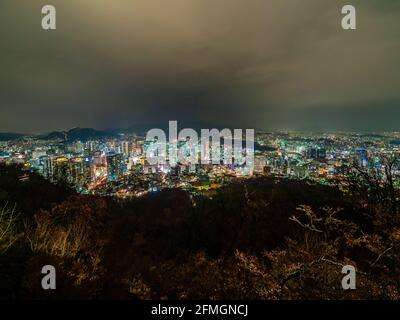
(1, 0), (399, 133)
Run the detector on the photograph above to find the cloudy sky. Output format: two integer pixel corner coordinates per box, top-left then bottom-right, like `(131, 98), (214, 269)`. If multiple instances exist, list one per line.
(0, 0), (399, 133)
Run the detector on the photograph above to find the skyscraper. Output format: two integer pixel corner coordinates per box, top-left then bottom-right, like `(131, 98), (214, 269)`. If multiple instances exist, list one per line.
(106, 154), (124, 182)
(356, 148), (368, 167)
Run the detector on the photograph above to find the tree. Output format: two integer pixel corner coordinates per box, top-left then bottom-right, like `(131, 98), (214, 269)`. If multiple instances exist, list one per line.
(345, 155), (400, 217)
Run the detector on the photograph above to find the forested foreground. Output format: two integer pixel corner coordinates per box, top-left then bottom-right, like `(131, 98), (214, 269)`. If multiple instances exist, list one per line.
(1, 164), (399, 299)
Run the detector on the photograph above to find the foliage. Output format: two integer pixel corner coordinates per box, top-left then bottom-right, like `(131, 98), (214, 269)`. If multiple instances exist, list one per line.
(1, 163), (400, 299)
(0, 203), (22, 255)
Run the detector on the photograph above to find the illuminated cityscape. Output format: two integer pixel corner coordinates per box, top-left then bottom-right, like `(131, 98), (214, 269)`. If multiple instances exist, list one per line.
(1, 130), (400, 198)
(1, 0), (400, 305)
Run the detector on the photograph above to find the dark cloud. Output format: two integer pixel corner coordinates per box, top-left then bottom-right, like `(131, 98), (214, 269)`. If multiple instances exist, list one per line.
(0, 0), (399, 133)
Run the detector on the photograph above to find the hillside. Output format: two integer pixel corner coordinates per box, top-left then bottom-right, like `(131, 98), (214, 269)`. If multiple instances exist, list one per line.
(0, 164), (399, 299)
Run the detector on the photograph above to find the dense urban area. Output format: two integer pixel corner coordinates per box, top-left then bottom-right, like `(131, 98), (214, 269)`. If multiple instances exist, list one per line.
(1, 129), (400, 197)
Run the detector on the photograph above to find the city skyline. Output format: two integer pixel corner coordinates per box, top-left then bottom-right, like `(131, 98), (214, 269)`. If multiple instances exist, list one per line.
(2, 128), (399, 198)
(0, 124), (400, 136)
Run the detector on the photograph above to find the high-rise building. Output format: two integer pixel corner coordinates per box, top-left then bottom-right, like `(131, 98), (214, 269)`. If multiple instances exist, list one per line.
(306, 148), (317, 159)
(254, 154), (266, 174)
(39, 155), (53, 179)
(306, 148), (326, 160)
(52, 157), (69, 184)
(69, 157), (92, 187)
(356, 148), (368, 167)
(317, 148), (326, 160)
(106, 154), (124, 181)
(121, 141), (131, 157)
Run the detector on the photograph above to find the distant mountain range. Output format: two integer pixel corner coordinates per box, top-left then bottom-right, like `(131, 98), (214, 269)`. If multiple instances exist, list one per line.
(38, 128), (119, 142)
(0, 128), (124, 142)
(0, 127), (274, 152)
(0, 132), (26, 141)
(0, 122), (255, 142)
